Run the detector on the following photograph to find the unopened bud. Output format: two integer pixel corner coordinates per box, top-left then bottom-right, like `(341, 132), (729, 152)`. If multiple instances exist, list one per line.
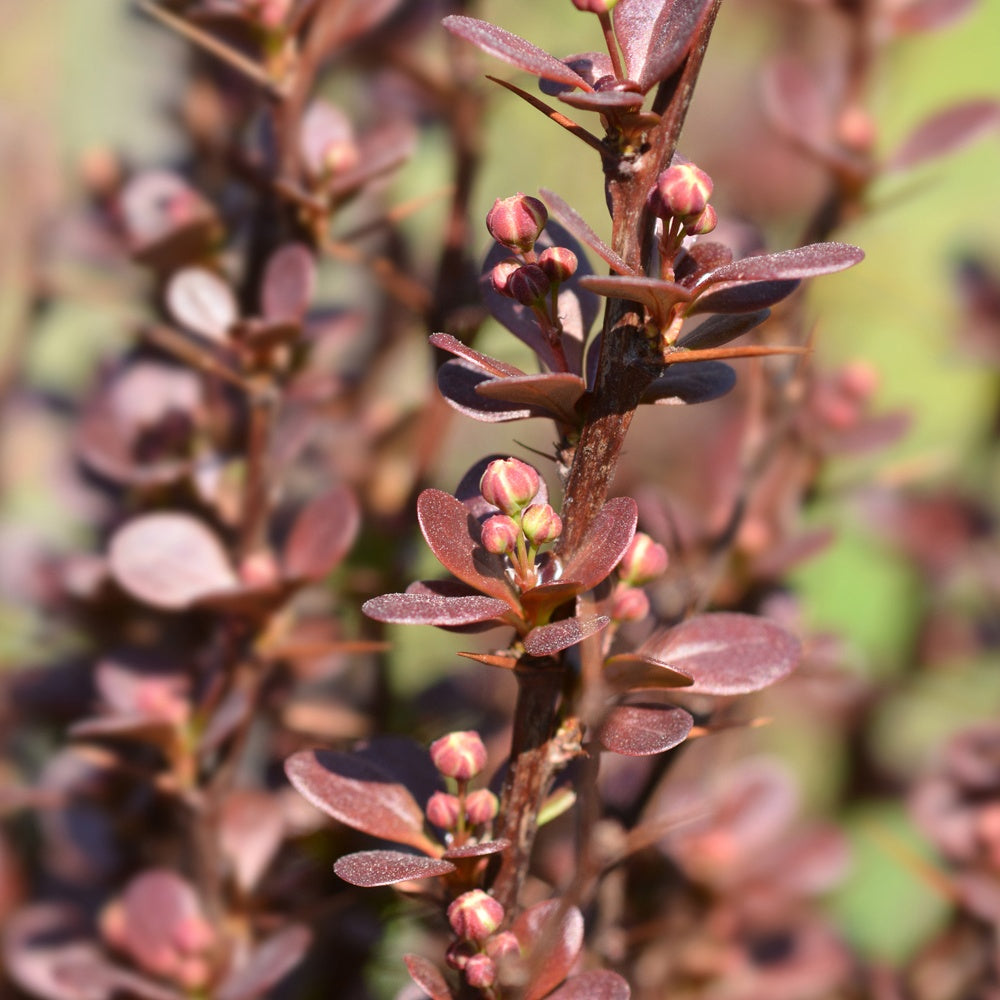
(521, 503), (563, 546)
(490, 257), (522, 298)
(685, 203), (718, 236)
(480, 458), (540, 515)
(837, 360), (879, 401)
(448, 890), (505, 942)
(611, 585), (650, 622)
(426, 791), (462, 830)
(465, 788), (500, 825)
(430, 731), (488, 782)
(465, 954), (498, 989)
(619, 532), (668, 585)
(572, 0), (620, 10)
(481, 514), (521, 555)
(657, 162), (713, 219)
(445, 940), (477, 971)
(485, 931), (521, 961)
(508, 264), (551, 307)
(486, 194), (547, 253)
(538, 246), (578, 284)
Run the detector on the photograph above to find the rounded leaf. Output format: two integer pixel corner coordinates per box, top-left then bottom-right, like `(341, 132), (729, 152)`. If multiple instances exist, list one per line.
(598, 704), (693, 756)
(547, 970), (631, 999)
(166, 268), (238, 343)
(283, 485), (359, 581)
(109, 514), (238, 610)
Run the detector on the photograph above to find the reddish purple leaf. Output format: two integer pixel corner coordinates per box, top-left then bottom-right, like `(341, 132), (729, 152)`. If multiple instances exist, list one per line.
(639, 612), (800, 694)
(561, 496), (638, 592)
(602, 653), (693, 691)
(166, 268), (237, 343)
(520, 580), (588, 620)
(599, 703), (693, 756)
(333, 850), (455, 888)
(438, 360), (540, 423)
(541, 188), (632, 276)
(362, 591), (511, 626)
(443, 16), (593, 91)
(888, 99), (1000, 172)
(284, 749), (439, 854)
(614, 0), (715, 92)
(109, 513), (238, 610)
(215, 925), (312, 1000)
(442, 838), (510, 860)
(510, 900), (585, 1000)
(283, 485), (359, 581)
(697, 243), (864, 287)
(580, 274), (692, 321)
(523, 615), (610, 656)
(262, 244), (315, 323)
(687, 279), (800, 315)
(547, 970), (632, 999)
(475, 373), (587, 425)
(119, 870), (205, 975)
(675, 310), (771, 350)
(559, 89), (645, 111)
(218, 790), (286, 894)
(403, 954), (454, 1000)
(430, 332), (526, 378)
(417, 489), (516, 605)
(642, 361), (736, 406)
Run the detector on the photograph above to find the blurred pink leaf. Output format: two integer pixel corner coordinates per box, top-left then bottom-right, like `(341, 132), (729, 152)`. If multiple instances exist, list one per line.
(283, 485), (359, 581)
(166, 268), (237, 343)
(262, 244), (315, 323)
(403, 954), (454, 1000)
(215, 925), (312, 1000)
(888, 99), (1000, 172)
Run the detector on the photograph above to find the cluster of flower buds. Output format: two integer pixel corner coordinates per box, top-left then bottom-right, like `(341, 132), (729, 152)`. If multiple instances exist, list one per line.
(426, 730), (500, 839)
(445, 890), (520, 992)
(479, 458), (562, 589)
(485, 195), (578, 367)
(651, 161), (717, 278)
(610, 531), (669, 623)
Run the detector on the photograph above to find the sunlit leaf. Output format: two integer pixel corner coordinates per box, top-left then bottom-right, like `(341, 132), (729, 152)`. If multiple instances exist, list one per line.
(333, 850), (454, 887)
(599, 703), (693, 756)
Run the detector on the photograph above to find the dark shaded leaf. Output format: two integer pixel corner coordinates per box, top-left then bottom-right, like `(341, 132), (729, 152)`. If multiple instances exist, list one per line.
(675, 310), (771, 350)
(599, 704), (693, 756)
(430, 333), (525, 378)
(688, 279), (799, 315)
(417, 489), (515, 605)
(541, 188), (631, 275)
(283, 485), (359, 581)
(443, 16), (593, 91)
(547, 970), (632, 999)
(442, 838), (510, 859)
(437, 360), (539, 422)
(642, 361), (736, 405)
(639, 612), (800, 694)
(362, 591), (511, 626)
(697, 243), (864, 286)
(284, 750), (439, 854)
(475, 373), (586, 425)
(888, 99), (1000, 172)
(603, 653), (693, 691)
(510, 900), (584, 1000)
(520, 581), (586, 620)
(262, 244), (315, 323)
(403, 954), (454, 1000)
(561, 497), (638, 591)
(166, 268), (237, 343)
(333, 850), (455, 887)
(559, 89), (644, 111)
(109, 514), (238, 610)
(523, 615), (610, 656)
(216, 925), (312, 1000)
(614, 0), (715, 92)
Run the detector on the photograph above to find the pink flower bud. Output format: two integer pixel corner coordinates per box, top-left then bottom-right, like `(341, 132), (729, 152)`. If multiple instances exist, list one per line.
(481, 514), (521, 555)
(611, 585), (650, 622)
(426, 791), (462, 830)
(445, 940), (477, 971)
(538, 246), (578, 284)
(685, 204), (718, 236)
(490, 256), (522, 298)
(657, 162), (713, 219)
(465, 954), (498, 989)
(520, 503), (563, 546)
(430, 731), (488, 781)
(465, 788), (500, 825)
(508, 264), (551, 307)
(572, 0), (620, 10)
(618, 532), (668, 585)
(448, 890), (505, 942)
(485, 930), (521, 961)
(486, 193), (548, 252)
(480, 458), (541, 515)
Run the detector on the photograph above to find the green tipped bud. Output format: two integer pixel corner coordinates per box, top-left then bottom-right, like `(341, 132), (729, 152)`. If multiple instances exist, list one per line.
(448, 890), (505, 942)
(430, 731), (488, 781)
(465, 788), (500, 825)
(657, 162), (713, 220)
(618, 532), (669, 585)
(520, 503), (563, 546)
(538, 246), (578, 284)
(480, 458), (541, 515)
(486, 193), (548, 253)
(481, 514), (521, 555)
(508, 264), (551, 307)
(426, 791), (462, 830)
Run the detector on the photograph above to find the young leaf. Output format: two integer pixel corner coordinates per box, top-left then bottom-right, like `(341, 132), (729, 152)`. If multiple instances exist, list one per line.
(333, 850), (455, 887)
(403, 954), (455, 1000)
(511, 900), (585, 1000)
(523, 615), (610, 656)
(560, 496), (638, 591)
